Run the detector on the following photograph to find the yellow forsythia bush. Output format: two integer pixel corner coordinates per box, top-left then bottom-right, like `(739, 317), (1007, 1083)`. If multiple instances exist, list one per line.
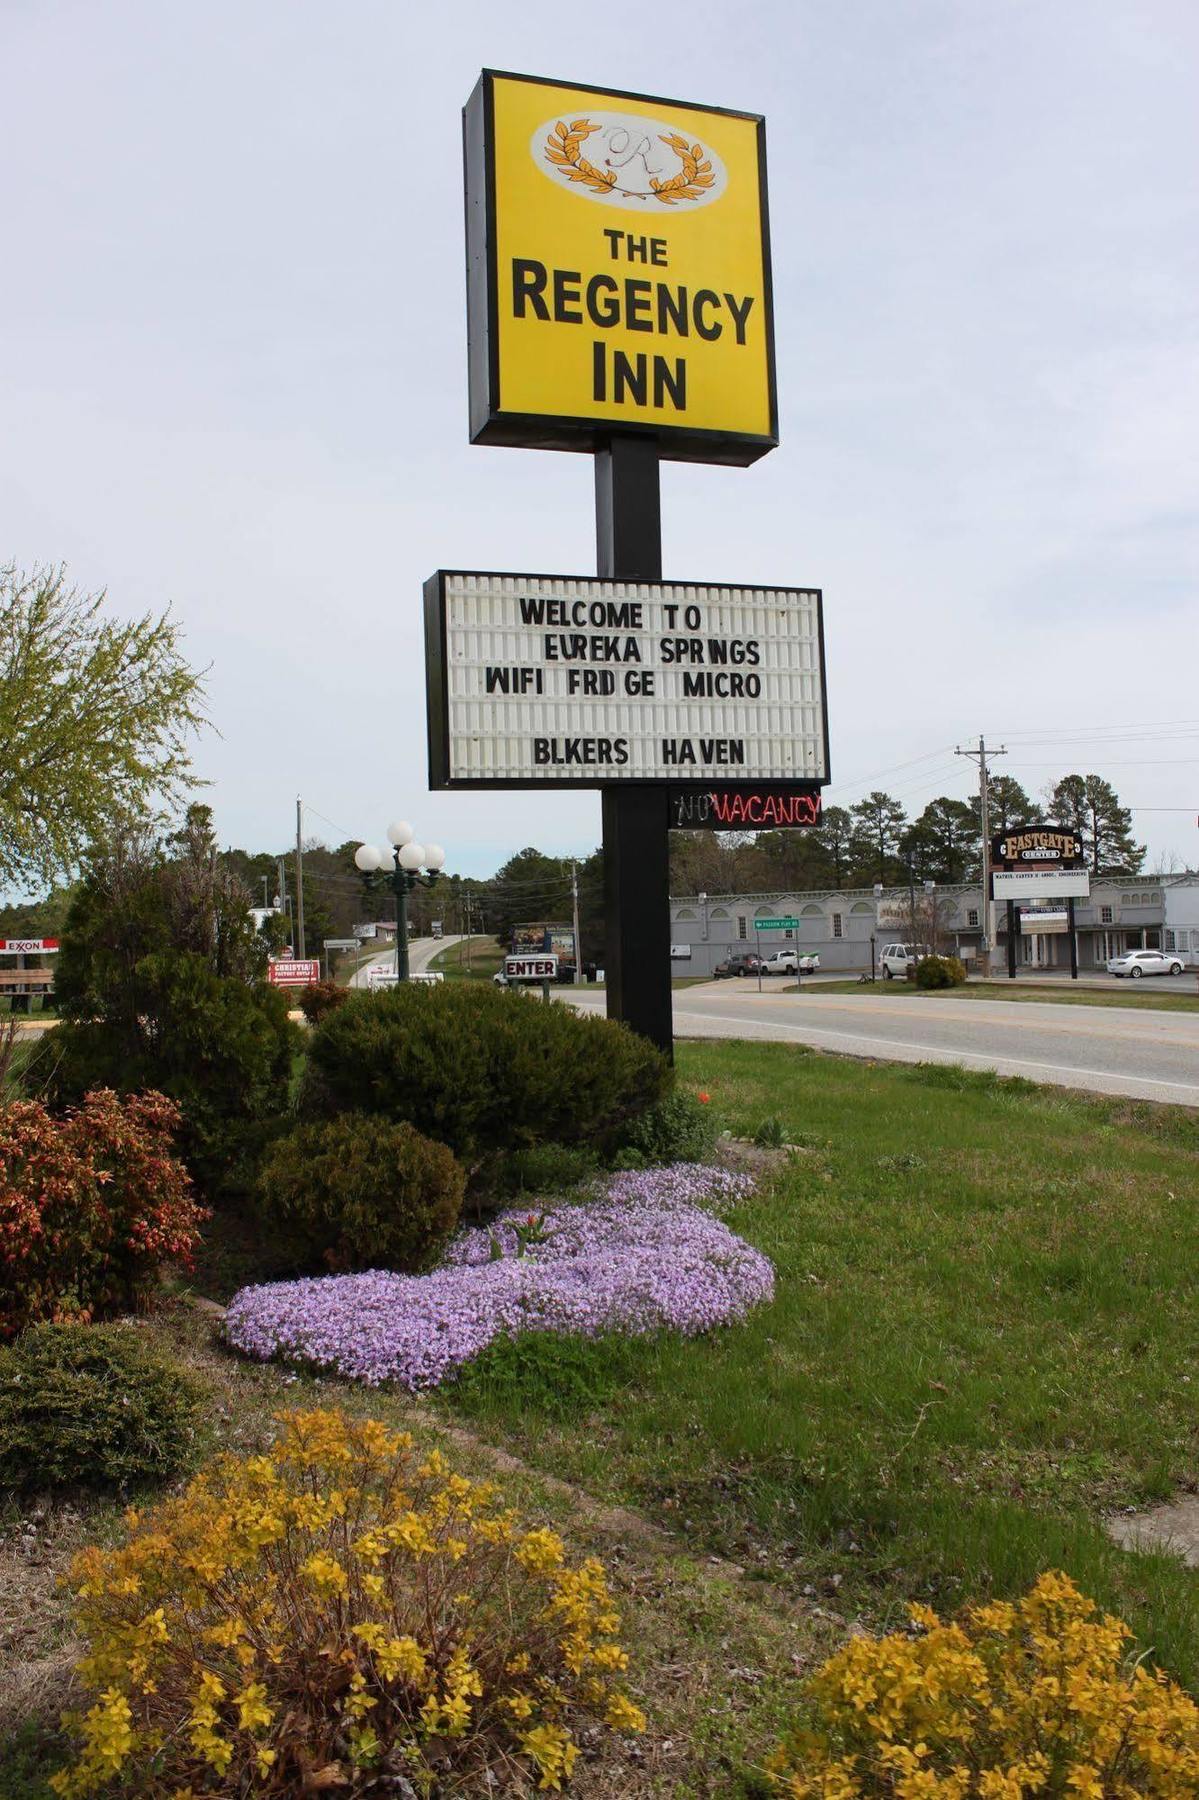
(767, 1572), (1199, 1797)
(53, 1408), (645, 1796)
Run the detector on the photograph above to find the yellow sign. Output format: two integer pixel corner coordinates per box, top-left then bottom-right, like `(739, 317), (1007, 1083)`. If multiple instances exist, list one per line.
(464, 71), (777, 466)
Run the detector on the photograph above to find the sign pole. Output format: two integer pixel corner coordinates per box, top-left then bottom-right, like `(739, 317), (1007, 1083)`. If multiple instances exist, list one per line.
(1006, 900), (1017, 980)
(1067, 895), (1078, 980)
(596, 435), (673, 1059)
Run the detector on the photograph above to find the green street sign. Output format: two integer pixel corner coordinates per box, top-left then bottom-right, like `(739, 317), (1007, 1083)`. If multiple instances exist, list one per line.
(756, 918), (798, 930)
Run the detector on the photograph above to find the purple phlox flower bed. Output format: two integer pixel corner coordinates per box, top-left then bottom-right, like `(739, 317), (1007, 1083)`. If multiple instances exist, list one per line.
(224, 1163), (772, 1391)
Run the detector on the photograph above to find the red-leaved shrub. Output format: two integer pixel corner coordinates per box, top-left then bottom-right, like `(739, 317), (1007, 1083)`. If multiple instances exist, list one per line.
(0, 1089), (206, 1337)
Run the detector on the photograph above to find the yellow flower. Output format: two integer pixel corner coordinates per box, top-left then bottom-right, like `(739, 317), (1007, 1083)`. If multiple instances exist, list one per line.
(235, 1681), (273, 1733)
(605, 1692), (647, 1733)
(516, 1527), (567, 1575)
(300, 1551), (348, 1595)
(376, 1635), (428, 1684)
(521, 1722), (579, 1791)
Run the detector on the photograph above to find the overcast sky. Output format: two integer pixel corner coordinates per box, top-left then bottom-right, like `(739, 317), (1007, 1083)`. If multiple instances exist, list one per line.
(2, 0), (1196, 881)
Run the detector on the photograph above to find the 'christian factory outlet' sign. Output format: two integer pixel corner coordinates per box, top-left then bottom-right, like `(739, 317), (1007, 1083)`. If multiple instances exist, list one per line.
(425, 572), (828, 789)
(464, 71), (776, 465)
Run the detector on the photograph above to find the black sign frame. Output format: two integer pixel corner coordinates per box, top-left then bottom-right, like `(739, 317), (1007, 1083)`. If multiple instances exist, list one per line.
(463, 68), (779, 468)
(424, 567), (830, 792)
(990, 825), (1085, 870)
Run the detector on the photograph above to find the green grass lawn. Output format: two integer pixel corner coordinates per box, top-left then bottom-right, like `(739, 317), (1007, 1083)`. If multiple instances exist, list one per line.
(429, 938), (506, 980)
(811, 977), (1199, 1011)
(440, 1043), (1199, 1685)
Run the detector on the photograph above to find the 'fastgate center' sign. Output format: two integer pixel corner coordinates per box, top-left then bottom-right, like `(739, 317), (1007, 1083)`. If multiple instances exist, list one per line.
(425, 571), (828, 789)
(464, 70), (776, 465)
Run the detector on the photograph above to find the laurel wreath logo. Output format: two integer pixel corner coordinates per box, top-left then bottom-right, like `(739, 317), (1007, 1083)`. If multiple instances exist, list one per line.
(544, 120), (717, 205)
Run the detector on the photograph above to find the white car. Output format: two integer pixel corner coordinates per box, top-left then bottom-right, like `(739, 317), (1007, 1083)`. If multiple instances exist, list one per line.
(762, 949), (820, 975)
(1107, 948), (1184, 978)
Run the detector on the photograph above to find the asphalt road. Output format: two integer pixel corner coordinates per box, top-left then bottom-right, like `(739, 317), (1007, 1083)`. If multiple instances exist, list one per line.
(564, 985), (1199, 1106)
(349, 934), (465, 985)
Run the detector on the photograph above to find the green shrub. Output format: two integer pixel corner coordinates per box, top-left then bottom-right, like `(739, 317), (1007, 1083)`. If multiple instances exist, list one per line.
(302, 984), (671, 1167)
(497, 1141), (600, 1195)
(617, 1089), (719, 1165)
(257, 1113), (465, 1272)
(915, 954), (967, 990)
(0, 1323), (206, 1491)
(753, 1114), (787, 1148)
(40, 951), (299, 1193)
(298, 980), (349, 1026)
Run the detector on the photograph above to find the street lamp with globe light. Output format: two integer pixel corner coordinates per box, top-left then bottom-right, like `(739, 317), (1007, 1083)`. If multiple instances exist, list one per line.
(354, 823), (446, 981)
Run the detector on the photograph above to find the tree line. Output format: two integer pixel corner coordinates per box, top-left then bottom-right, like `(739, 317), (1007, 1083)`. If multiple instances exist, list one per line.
(0, 562), (1149, 954)
(670, 774), (1144, 897)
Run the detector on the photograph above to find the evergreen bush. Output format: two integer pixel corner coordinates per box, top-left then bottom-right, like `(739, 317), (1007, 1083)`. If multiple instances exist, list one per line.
(257, 1113), (465, 1273)
(298, 980), (349, 1027)
(302, 984), (671, 1167)
(42, 952), (298, 1192)
(0, 1322), (206, 1491)
(914, 954), (967, 990)
(497, 1142), (600, 1195)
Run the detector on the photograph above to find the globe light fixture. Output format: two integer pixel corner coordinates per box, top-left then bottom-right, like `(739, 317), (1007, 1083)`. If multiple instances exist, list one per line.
(355, 826), (447, 982)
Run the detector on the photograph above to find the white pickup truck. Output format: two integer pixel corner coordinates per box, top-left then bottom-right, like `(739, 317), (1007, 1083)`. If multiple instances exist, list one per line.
(763, 949), (820, 975)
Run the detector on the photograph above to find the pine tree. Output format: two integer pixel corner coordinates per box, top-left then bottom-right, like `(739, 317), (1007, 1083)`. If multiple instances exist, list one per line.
(1048, 774), (1144, 874)
(903, 797), (978, 884)
(976, 777), (1044, 836)
(816, 806), (854, 888)
(849, 792), (908, 886)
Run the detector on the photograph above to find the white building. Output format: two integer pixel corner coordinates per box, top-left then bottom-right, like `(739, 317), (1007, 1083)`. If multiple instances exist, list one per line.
(669, 873), (1199, 976)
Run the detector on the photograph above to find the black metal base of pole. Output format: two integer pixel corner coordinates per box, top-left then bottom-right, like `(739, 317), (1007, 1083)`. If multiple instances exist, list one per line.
(1007, 900), (1017, 979)
(602, 787), (673, 1056)
(595, 435), (673, 1059)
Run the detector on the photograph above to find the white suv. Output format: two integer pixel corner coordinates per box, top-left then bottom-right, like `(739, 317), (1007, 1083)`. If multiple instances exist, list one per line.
(879, 943), (933, 980)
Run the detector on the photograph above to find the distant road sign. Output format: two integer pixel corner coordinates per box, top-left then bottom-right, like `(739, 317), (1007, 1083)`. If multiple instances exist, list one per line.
(756, 918), (799, 930)
(505, 954), (559, 982)
(267, 959), (320, 986)
(323, 938), (360, 951)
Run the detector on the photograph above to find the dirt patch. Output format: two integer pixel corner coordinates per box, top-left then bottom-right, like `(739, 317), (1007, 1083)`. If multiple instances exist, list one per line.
(0, 1502), (90, 1737)
(1106, 1495), (1199, 1567)
(717, 1137), (804, 1180)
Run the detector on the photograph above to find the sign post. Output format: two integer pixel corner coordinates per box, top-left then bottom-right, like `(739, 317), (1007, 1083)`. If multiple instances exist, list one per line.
(597, 435), (671, 1047)
(990, 827), (1088, 981)
(435, 70), (827, 1056)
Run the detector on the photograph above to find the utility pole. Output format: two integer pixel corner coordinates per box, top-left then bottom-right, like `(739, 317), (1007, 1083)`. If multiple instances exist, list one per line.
(277, 858), (288, 947)
(261, 876), (269, 909)
(295, 796), (306, 959)
(571, 860), (583, 985)
(956, 736), (1007, 977)
(464, 885), (473, 974)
